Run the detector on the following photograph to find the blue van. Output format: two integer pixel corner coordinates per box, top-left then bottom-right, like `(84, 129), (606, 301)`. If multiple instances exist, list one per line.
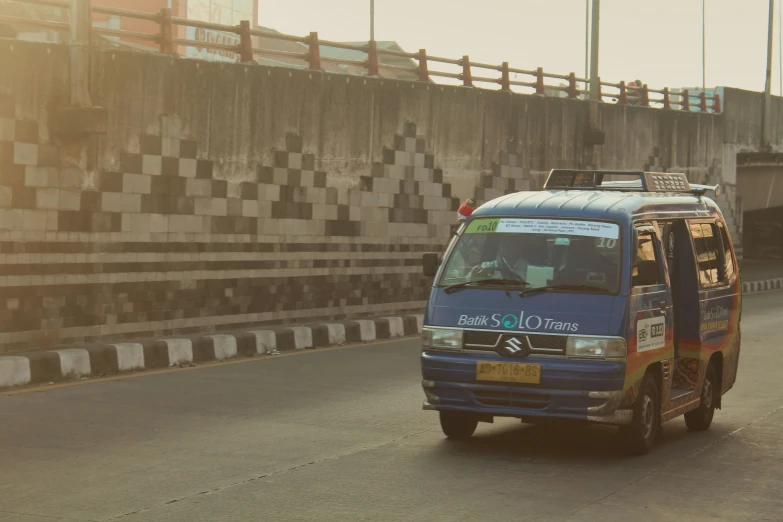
(420, 170), (741, 454)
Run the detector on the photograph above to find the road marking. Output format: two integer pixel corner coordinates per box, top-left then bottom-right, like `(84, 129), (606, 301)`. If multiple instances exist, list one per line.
(0, 336), (417, 396)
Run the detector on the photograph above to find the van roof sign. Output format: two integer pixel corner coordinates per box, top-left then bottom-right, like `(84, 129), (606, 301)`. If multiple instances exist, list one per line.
(543, 169), (721, 197)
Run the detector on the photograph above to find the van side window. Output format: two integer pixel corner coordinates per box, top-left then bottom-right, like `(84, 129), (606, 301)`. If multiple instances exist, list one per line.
(633, 229), (661, 287)
(718, 224), (736, 281)
(690, 222), (722, 287)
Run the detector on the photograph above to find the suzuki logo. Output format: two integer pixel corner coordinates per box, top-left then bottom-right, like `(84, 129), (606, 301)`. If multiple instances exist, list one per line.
(504, 337), (525, 355)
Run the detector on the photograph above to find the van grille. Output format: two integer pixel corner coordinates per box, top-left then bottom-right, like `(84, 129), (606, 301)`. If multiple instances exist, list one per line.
(527, 335), (567, 352)
(463, 331), (566, 356)
(463, 331), (501, 347)
(474, 390), (549, 409)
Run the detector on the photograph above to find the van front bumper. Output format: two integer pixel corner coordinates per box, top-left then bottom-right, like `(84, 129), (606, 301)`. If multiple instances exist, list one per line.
(421, 351), (633, 425)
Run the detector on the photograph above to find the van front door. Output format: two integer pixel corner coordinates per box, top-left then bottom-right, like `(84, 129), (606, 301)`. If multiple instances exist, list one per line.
(627, 224), (672, 399)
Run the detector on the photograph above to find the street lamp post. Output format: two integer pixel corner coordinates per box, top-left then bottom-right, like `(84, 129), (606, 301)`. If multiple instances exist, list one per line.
(585, 0), (590, 94)
(370, 0), (375, 42)
(764, 0), (775, 146)
(702, 0), (706, 90)
(765, 0), (774, 96)
(589, 0), (600, 100)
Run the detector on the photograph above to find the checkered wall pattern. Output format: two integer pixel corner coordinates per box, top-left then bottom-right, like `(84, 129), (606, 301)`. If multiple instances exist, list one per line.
(473, 146), (536, 204)
(0, 106), (486, 353)
(1, 80), (540, 355)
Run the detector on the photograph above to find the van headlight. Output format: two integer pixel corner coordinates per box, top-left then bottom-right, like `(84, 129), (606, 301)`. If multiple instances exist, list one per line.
(422, 328), (463, 351)
(566, 337), (626, 359)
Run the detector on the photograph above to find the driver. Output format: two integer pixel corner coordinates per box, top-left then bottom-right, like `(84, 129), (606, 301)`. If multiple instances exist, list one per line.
(557, 237), (618, 284)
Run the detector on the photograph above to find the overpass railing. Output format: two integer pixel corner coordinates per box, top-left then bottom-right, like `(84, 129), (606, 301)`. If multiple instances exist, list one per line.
(2, 0), (722, 113)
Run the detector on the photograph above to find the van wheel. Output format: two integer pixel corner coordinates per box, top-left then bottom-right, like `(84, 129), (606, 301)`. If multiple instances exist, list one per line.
(684, 364), (717, 432)
(622, 375), (660, 455)
(439, 411), (478, 439)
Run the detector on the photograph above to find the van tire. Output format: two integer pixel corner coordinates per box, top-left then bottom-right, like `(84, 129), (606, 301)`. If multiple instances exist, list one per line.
(622, 375), (660, 455)
(684, 364), (717, 432)
(440, 411), (478, 439)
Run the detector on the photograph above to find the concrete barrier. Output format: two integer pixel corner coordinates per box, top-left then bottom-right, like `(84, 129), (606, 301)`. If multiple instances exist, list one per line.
(742, 278), (783, 293)
(0, 314), (424, 390)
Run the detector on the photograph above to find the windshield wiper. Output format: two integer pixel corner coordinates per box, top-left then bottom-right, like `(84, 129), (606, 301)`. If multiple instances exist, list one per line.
(519, 284), (610, 297)
(443, 278), (529, 294)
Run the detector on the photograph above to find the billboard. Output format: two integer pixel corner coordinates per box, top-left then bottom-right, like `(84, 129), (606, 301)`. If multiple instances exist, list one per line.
(185, 0), (256, 62)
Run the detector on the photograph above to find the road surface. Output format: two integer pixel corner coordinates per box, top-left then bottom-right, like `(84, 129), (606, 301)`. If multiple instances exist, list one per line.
(2, 291), (782, 522)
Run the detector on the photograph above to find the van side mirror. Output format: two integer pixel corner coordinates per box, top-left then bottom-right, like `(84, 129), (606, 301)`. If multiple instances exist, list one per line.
(422, 253), (440, 277)
(634, 260), (660, 287)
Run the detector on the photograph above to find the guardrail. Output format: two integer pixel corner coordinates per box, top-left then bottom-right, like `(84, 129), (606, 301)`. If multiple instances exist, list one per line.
(2, 0), (721, 113)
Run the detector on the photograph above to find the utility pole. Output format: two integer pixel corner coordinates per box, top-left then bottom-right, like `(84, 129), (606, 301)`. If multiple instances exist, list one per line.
(766, 0), (774, 96)
(702, 0), (706, 90)
(70, 0), (92, 107)
(764, 0), (775, 147)
(589, 0), (600, 100)
(370, 0), (375, 41)
(585, 0), (590, 94)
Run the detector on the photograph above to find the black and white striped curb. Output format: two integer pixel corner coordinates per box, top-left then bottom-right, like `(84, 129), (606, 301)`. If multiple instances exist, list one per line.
(0, 314), (423, 390)
(742, 278), (783, 293)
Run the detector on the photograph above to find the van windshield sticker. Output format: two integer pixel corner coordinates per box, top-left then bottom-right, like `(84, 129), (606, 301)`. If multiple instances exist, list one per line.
(465, 218), (619, 239)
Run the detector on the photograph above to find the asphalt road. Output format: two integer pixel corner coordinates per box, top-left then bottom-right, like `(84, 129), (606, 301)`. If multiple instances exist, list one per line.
(2, 292), (783, 522)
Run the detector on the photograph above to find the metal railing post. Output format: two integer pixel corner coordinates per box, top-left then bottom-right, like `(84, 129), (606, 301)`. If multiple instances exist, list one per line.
(70, 0), (92, 107)
(618, 81), (627, 105)
(367, 40), (379, 76)
(713, 93), (721, 113)
(308, 31), (321, 70)
(461, 55), (472, 87)
(663, 87), (671, 109)
(641, 84), (649, 107)
(567, 72), (578, 98)
(682, 89), (690, 111)
(699, 91), (708, 112)
(158, 8), (174, 54)
(417, 49), (429, 81)
(238, 20), (254, 62)
(500, 62), (511, 91)
(535, 67), (545, 94)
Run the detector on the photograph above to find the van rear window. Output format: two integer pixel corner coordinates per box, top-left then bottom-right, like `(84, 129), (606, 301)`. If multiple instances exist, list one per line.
(440, 218), (621, 293)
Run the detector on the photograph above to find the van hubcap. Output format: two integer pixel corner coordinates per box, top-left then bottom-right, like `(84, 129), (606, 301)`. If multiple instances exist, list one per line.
(641, 395), (654, 439)
(703, 379), (713, 409)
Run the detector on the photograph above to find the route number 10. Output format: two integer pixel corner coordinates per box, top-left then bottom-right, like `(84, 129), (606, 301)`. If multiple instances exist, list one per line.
(597, 238), (617, 249)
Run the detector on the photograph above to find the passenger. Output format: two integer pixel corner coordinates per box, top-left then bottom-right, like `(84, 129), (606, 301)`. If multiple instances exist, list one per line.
(557, 238), (617, 285)
(446, 246), (481, 279)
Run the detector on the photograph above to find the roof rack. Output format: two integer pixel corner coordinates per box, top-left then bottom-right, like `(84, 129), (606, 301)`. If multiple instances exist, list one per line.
(543, 169), (721, 197)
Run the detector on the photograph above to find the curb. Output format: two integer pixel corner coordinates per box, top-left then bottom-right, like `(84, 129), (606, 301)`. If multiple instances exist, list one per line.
(742, 278), (783, 294)
(0, 314), (424, 390)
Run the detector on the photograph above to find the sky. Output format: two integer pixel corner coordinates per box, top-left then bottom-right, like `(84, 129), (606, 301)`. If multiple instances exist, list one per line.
(257, 0), (783, 94)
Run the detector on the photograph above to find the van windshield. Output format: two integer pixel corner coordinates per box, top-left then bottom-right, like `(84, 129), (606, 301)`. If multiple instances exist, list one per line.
(439, 217), (622, 294)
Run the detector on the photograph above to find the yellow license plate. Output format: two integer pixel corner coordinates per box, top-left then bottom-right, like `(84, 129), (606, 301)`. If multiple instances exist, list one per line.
(476, 361), (541, 384)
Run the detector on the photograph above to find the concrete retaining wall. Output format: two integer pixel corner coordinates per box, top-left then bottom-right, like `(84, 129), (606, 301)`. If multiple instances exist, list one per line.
(0, 39), (748, 353)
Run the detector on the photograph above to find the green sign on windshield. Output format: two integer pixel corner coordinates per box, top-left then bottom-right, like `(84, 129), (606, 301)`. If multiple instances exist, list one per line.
(464, 218), (500, 234)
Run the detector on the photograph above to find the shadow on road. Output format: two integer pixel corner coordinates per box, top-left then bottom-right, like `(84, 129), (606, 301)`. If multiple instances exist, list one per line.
(425, 418), (708, 464)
